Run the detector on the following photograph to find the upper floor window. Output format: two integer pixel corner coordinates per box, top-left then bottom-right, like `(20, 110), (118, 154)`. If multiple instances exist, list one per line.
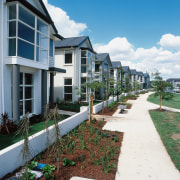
(49, 39), (54, 57)
(8, 4), (49, 64)
(95, 64), (100, 73)
(65, 51), (72, 64)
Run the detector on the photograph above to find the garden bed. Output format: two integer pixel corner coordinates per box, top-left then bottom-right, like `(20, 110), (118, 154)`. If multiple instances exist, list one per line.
(3, 119), (123, 180)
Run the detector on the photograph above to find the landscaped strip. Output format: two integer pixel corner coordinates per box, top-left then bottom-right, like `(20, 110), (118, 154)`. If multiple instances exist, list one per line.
(148, 93), (180, 109)
(0, 115), (70, 150)
(149, 110), (180, 170)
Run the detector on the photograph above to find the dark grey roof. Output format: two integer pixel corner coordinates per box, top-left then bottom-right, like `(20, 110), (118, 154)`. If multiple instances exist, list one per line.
(55, 36), (90, 48)
(167, 78), (180, 82)
(130, 69), (136, 75)
(137, 71), (143, 76)
(144, 73), (150, 77)
(111, 61), (121, 68)
(122, 66), (130, 72)
(96, 53), (109, 61)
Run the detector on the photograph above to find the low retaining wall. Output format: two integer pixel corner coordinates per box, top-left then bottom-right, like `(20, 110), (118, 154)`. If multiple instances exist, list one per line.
(0, 110), (88, 178)
(0, 94), (124, 178)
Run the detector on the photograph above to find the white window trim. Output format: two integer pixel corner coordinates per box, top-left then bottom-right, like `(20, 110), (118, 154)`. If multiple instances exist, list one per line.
(20, 72), (34, 118)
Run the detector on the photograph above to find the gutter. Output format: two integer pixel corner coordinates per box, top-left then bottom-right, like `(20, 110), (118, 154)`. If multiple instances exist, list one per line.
(1, 0), (4, 113)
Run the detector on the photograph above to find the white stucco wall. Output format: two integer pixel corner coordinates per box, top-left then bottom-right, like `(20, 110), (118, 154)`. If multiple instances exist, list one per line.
(54, 48), (81, 102)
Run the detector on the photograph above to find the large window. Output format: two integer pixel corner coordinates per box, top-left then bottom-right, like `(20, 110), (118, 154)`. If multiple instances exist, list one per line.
(8, 4), (49, 63)
(65, 51), (72, 64)
(64, 78), (72, 101)
(20, 73), (34, 116)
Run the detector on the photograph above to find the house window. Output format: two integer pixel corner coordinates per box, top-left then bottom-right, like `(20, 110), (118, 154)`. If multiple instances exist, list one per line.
(81, 77), (87, 101)
(81, 50), (87, 73)
(20, 73), (34, 116)
(65, 51), (72, 64)
(95, 64), (100, 72)
(7, 4), (49, 63)
(64, 78), (72, 101)
(49, 39), (53, 57)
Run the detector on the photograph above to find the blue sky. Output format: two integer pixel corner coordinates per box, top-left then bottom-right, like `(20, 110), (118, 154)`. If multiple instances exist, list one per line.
(44, 0), (180, 79)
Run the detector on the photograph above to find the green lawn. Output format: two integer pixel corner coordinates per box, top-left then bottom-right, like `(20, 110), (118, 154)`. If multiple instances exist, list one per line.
(0, 115), (69, 150)
(148, 93), (180, 109)
(149, 110), (180, 170)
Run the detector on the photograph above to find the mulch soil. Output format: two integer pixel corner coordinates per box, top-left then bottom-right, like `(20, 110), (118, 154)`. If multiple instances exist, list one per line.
(2, 118), (123, 180)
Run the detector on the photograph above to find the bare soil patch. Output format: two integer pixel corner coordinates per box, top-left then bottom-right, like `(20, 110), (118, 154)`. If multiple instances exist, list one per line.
(3, 119), (123, 180)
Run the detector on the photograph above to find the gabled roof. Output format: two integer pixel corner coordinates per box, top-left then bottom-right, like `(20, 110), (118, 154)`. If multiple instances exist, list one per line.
(130, 69), (137, 75)
(6, 0), (63, 39)
(137, 71), (144, 76)
(96, 53), (112, 67)
(167, 78), (180, 82)
(96, 53), (108, 61)
(111, 61), (121, 68)
(122, 66), (130, 73)
(144, 73), (150, 78)
(55, 36), (93, 49)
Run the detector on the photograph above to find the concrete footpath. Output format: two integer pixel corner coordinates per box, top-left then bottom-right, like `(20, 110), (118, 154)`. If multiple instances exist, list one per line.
(71, 92), (180, 180)
(103, 92), (180, 180)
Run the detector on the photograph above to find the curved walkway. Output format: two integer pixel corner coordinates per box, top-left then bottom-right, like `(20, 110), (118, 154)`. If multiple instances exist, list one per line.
(102, 92), (180, 180)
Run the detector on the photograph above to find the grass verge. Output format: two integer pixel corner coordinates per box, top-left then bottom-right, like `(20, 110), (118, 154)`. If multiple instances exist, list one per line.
(148, 93), (180, 109)
(0, 115), (69, 150)
(149, 110), (180, 170)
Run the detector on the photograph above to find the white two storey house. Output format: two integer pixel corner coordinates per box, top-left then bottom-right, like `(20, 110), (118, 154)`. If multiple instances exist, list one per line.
(0, 0), (65, 122)
(54, 36), (96, 102)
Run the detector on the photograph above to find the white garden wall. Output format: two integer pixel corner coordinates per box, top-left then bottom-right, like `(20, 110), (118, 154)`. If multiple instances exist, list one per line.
(0, 93), (123, 178)
(0, 109), (88, 178)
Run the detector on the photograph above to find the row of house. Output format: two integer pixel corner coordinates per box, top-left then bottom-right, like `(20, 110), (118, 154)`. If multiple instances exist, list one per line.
(0, 0), (150, 123)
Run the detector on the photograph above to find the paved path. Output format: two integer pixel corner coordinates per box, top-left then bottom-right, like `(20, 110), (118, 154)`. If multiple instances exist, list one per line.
(71, 92), (180, 180)
(102, 92), (180, 180)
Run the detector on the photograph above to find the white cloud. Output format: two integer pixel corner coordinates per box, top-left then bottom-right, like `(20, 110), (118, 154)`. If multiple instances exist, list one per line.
(158, 34), (180, 49)
(42, 0), (87, 37)
(94, 36), (180, 79)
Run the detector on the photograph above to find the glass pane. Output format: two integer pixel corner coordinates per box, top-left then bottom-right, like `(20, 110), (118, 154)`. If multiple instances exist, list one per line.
(65, 53), (72, 64)
(25, 87), (33, 99)
(81, 51), (86, 57)
(20, 101), (23, 116)
(9, 21), (16, 37)
(8, 38), (16, 56)
(37, 19), (48, 35)
(49, 39), (53, 57)
(20, 87), (23, 100)
(64, 86), (72, 93)
(25, 100), (33, 114)
(81, 86), (86, 93)
(36, 47), (48, 63)
(81, 66), (86, 73)
(18, 39), (34, 60)
(19, 6), (35, 27)
(18, 22), (34, 43)
(25, 73), (33, 85)
(64, 94), (72, 101)
(81, 94), (86, 101)
(81, 77), (86, 84)
(9, 4), (16, 20)
(81, 58), (86, 65)
(64, 79), (72, 85)
(36, 32), (48, 49)
(95, 64), (100, 72)
(20, 73), (23, 84)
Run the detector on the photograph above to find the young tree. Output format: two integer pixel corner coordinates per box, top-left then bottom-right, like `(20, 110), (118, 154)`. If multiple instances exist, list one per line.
(152, 71), (173, 110)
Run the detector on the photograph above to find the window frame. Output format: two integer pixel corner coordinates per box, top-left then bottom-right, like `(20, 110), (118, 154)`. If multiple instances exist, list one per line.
(64, 78), (73, 101)
(64, 51), (73, 65)
(7, 3), (50, 64)
(20, 72), (34, 117)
